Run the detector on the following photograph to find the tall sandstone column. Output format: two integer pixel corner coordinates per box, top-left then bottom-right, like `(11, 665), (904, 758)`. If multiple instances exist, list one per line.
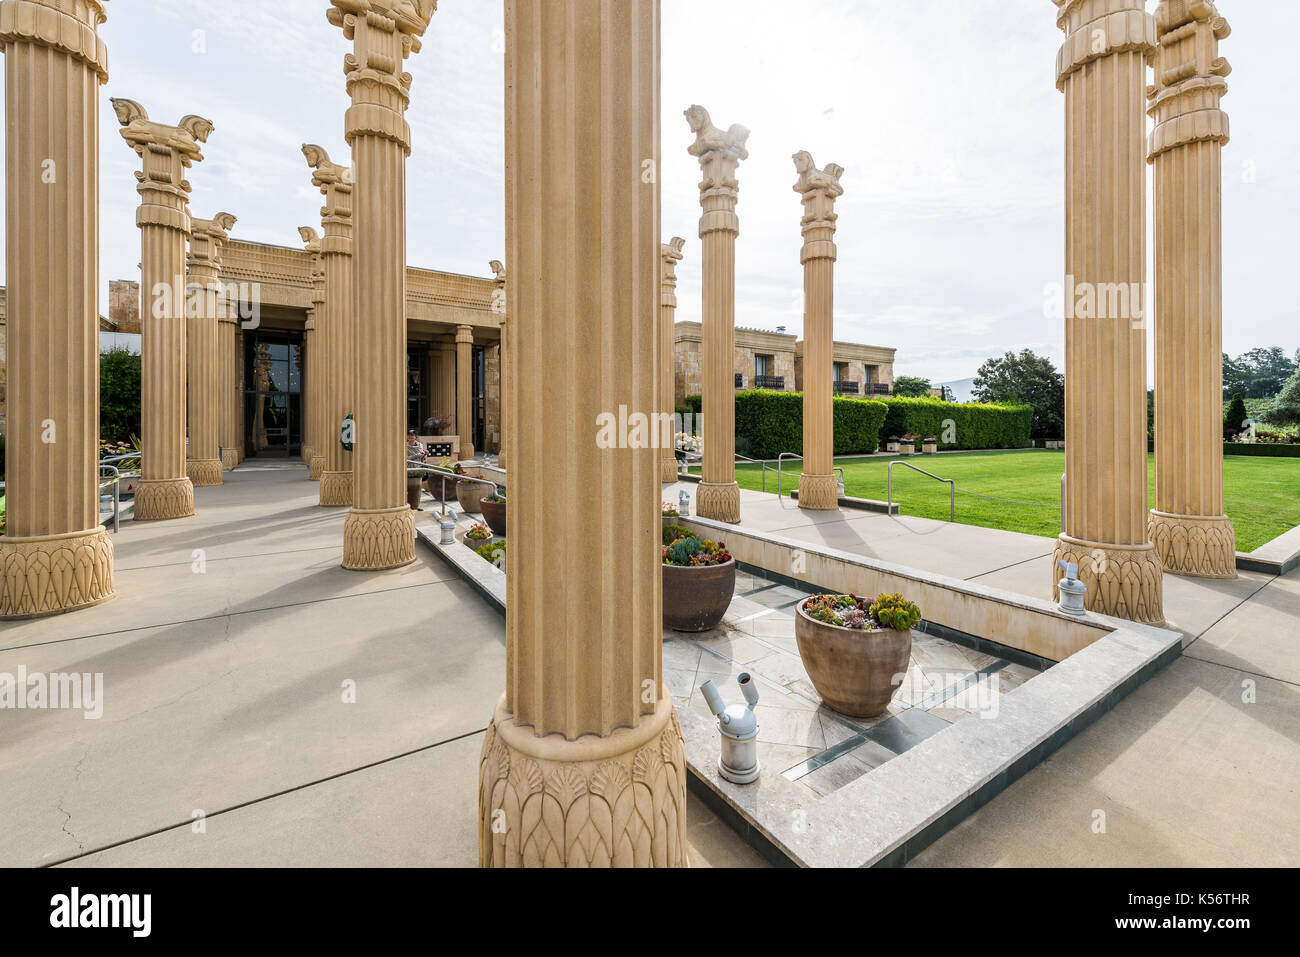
(478, 0), (686, 868)
(303, 144), (355, 507)
(0, 0), (115, 618)
(490, 260), (508, 468)
(300, 225), (328, 480)
(113, 98), (212, 522)
(660, 238), (685, 484)
(1052, 0), (1163, 624)
(456, 325), (476, 461)
(185, 213), (235, 488)
(328, 0), (433, 570)
(687, 104), (748, 524)
(434, 336), (456, 434)
(218, 276), (241, 470)
(1147, 0), (1236, 579)
(794, 151), (844, 511)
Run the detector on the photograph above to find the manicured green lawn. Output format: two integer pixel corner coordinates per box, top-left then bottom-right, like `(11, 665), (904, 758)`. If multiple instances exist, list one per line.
(713, 449), (1299, 552)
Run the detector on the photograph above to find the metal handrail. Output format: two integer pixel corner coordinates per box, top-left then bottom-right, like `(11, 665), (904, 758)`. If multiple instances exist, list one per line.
(888, 460), (955, 522)
(98, 453), (142, 534)
(776, 452), (844, 498)
(408, 461), (499, 521)
(675, 450), (780, 493)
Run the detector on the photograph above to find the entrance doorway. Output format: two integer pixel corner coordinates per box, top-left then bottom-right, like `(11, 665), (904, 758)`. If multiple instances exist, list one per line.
(244, 331), (303, 457)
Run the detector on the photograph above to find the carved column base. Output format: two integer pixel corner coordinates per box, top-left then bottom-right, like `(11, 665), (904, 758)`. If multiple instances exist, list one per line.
(302, 445), (316, 468)
(1053, 534), (1164, 626)
(309, 456), (325, 482)
(697, 481), (740, 523)
(0, 527), (116, 620)
(133, 477), (196, 522)
(342, 505), (416, 571)
(221, 448), (238, 471)
(798, 473), (839, 511)
(187, 459), (224, 488)
(1147, 510), (1237, 581)
(661, 456), (679, 484)
(462, 444), (476, 462)
(478, 690), (687, 868)
(319, 471), (354, 507)
(497, 451), (507, 471)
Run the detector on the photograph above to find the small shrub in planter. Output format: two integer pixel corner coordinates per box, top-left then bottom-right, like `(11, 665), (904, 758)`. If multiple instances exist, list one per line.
(662, 501), (679, 519)
(886, 436), (901, 453)
(922, 436), (938, 454)
(476, 540), (506, 570)
(662, 534), (735, 632)
(465, 522), (493, 543)
(480, 488), (507, 537)
(795, 592), (922, 717)
(663, 524), (694, 546)
(406, 468), (425, 510)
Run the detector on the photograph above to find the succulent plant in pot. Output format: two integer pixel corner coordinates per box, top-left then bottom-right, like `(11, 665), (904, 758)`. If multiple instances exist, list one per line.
(406, 467), (425, 511)
(465, 521), (493, 544)
(480, 487), (507, 537)
(795, 592), (922, 717)
(452, 463), (488, 514)
(661, 529), (735, 632)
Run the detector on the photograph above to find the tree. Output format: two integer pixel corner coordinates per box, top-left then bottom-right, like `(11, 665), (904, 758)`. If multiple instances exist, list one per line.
(100, 348), (142, 443)
(1266, 368), (1300, 426)
(1223, 392), (1248, 437)
(1222, 352), (1251, 398)
(892, 376), (933, 398)
(1235, 346), (1295, 398)
(971, 350), (1064, 441)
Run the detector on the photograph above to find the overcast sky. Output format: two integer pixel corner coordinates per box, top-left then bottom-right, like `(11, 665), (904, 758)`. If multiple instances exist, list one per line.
(1, 0), (1295, 383)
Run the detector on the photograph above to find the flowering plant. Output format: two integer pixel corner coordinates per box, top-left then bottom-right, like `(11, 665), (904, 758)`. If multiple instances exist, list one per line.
(662, 502), (679, 517)
(466, 522), (492, 542)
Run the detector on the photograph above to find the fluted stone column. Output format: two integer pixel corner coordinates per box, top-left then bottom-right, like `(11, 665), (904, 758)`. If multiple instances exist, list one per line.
(328, 0), (432, 570)
(114, 98), (212, 522)
(687, 105), (748, 524)
(490, 260), (508, 469)
(1147, 0), (1236, 580)
(479, 0), (685, 869)
(0, 0), (115, 618)
(300, 225), (327, 480)
(455, 325), (476, 461)
(303, 144), (355, 507)
(794, 152), (844, 511)
(660, 238), (684, 484)
(1052, 0), (1163, 624)
(185, 213), (234, 488)
(434, 336), (456, 431)
(218, 290), (241, 470)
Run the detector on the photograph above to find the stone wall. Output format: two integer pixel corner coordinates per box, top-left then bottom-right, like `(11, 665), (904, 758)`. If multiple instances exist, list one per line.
(109, 280), (141, 333)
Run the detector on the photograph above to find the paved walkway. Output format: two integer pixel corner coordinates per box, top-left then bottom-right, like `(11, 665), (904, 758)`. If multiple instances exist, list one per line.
(0, 463), (759, 867)
(667, 482), (1300, 866)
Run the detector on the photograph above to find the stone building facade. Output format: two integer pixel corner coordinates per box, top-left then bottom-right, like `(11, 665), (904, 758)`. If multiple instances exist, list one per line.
(673, 320), (895, 406)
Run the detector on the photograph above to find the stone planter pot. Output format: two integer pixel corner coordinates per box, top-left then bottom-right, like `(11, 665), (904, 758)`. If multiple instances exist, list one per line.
(456, 479), (488, 514)
(662, 559), (735, 633)
(922, 440), (937, 455)
(794, 600), (914, 718)
(899, 442), (915, 456)
(480, 497), (507, 537)
(427, 474), (459, 502)
(406, 475), (424, 511)
(886, 441), (900, 454)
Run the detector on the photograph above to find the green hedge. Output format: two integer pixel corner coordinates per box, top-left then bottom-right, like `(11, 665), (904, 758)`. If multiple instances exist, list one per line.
(880, 397), (1033, 451)
(683, 395), (702, 415)
(731, 390), (888, 459)
(1224, 442), (1300, 458)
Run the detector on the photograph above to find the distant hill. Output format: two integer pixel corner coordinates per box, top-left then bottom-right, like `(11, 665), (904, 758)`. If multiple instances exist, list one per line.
(936, 377), (976, 403)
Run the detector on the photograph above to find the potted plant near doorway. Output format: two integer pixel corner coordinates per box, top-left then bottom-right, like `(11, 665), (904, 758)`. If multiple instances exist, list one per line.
(406, 467), (425, 511)
(794, 593), (922, 718)
(662, 527), (735, 632)
(479, 488), (507, 537)
(453, 463), (488, 514)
